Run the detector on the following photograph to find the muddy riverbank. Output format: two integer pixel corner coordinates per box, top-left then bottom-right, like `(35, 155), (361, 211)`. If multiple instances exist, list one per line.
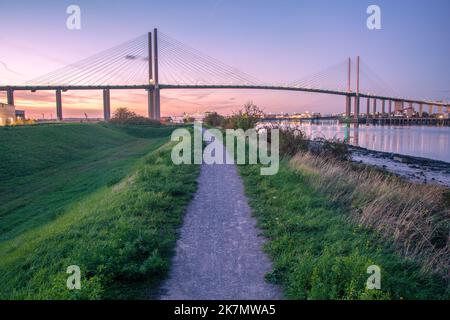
(349, 145), (450, 188)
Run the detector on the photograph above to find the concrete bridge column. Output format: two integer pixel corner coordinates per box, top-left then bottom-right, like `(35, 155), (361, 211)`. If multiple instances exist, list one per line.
(388, 100), (392, 115)
(148, 89), (154, 118)
(353, 96), (360, 120)
(153, 28), (161, 120)
(381, 100), (386, 116)
(345, 96), (351, 117)
(6, 89), (14, 105)
(437, 105), (443, 115)
(394, 101), (402, 113)
(372, 99), (377, 116)
(419, 103), (423, 117)
(154, 88), (161, 120)
(366, 98), (370, 119)
(407, 102), (414, 117)
(103, 89), (111, 121)
(56, 89), (63, 121)
(428, 104), (433, 115)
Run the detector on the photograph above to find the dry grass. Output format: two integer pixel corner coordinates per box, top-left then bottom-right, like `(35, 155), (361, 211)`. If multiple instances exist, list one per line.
(290, 152), (450, 279)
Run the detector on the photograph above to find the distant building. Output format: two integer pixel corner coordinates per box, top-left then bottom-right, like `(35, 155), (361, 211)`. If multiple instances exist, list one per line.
(0, 103), (16, 126)
(291, 111), (321, 119)
(0, 103), (26, 126)
(15, 110), (26, 120)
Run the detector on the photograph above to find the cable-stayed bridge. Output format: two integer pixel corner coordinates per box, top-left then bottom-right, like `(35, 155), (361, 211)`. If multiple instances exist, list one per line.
(1, 29), (448, 121)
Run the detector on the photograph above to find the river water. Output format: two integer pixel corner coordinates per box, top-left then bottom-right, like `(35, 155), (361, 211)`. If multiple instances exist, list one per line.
(273, 120), (450, 163)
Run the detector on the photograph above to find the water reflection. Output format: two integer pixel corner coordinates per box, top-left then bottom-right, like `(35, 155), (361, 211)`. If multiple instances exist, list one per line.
(274, 120), (450, 163)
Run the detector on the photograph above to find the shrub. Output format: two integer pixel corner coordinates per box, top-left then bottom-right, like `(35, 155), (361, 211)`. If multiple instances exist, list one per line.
(110, 107), (160, 126)
(311, 137), (350, 161)
(204, 112), (224, 127)
(226, 101), (264, 130)
(259, 124), (309, 157)
(183, 116), (196, 123)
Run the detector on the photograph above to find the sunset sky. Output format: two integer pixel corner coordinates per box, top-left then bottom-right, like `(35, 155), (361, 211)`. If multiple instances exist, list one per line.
(0, 0), (449, 118)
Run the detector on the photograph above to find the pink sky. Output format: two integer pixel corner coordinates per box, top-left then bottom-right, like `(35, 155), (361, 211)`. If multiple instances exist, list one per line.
(1, 1), (448, 118)
(3, 88), (342, 119)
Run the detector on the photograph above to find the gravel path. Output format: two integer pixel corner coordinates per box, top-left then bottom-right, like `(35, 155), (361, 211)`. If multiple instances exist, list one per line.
(159, 141), (282, 300)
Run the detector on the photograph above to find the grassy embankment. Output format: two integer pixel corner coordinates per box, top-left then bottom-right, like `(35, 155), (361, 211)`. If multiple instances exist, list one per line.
(234, 134), (449, 299)
(0, 123), (199, 299)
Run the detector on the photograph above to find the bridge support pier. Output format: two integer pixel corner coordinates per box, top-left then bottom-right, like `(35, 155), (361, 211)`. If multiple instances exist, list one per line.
(153, 28), (161, 120)
(419, 103), (423, 117)
(154, 88), (160, 120)
(407, 102), (414, 117)
(388, 100), (392, 116)
(7, 89), (14, 105)
(381, 100), (386, 116)
(366, 98), (370, 122)
(56, 89), (63, 121)
(345, 96), (351, 117)
(373, 99), (377, 116)
(437, 105), (443, 115)
(353, 96), (360, 121)
(345, 57), (351, 118)
(428, 104), (433, 115)
(148, 89), (154, 118)
(103, 89), (111, 121)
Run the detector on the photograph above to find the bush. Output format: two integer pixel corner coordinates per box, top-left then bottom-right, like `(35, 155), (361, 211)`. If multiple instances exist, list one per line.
(183, 116), (195, 123)
(259, 125), (309, 157)
(110, 107), (160, 126)
(225, 102), (264, 130)
(204, 112), (224, 127)
(310, 137), (350, 161)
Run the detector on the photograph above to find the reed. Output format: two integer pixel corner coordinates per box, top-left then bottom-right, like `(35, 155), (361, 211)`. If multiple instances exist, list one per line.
(290, 152), (450, 278)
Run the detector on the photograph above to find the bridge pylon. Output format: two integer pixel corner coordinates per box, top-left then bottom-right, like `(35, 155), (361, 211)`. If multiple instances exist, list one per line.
(148, 32), (155, 119)
(345, 58), (352, 117)
(354, 56), (360, 120)
(153, 28), (160, 120)
(147, 29), (160, 120)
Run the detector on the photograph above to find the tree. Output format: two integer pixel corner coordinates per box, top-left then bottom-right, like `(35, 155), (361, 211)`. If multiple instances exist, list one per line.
(228, 101), (264, 130)
(110, 107), (160, 125)
(204, 112), (224, 127)
(111, 107), (138, 122)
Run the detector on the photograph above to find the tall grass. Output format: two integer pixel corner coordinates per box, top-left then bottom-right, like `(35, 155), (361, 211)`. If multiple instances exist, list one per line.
(290, 153), (450, 278)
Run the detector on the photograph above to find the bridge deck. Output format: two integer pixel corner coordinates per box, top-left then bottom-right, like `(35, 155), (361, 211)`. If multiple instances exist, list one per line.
(0, 84), (448, 107)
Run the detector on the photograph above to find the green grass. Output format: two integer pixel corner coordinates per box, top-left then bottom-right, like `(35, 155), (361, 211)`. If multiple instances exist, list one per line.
(238, 160), (449, 300)
(0, 123), (174, 241)
(0, 123), (199, 299)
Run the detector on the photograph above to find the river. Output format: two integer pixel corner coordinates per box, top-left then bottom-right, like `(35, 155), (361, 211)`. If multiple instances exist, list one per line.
(274, 120), (450, 163)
